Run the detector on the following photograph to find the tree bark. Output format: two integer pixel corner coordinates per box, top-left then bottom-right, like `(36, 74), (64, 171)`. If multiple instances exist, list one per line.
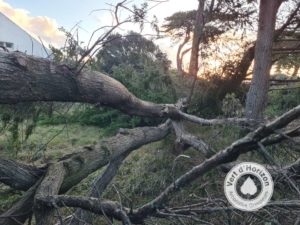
(36, 195), (138, 224)
(176, 33), (190, 76)
(188, 0), (205, 77)
(0, 51), (257, 128)
(0, 51), (169, 118)
(217, 1), (300, 99)
(34, 163), (66, 225)
(70, 121), (171, 224)
(245, 0), (283, 120)
(71, 156), (129, 225)
(0, 158), (44, 191)
(0, 181), (40, 225)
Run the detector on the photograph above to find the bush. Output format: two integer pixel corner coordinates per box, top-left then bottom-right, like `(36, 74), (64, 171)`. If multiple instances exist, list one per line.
(266, 88), (300, 117)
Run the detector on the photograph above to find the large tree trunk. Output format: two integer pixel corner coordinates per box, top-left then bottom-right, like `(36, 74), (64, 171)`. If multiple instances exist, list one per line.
(188, 0), (205, 77)
(34, 163), (66, 225)
(0, 182), (40, 225)
(176, 33), (190, 76)
(217, 1), (300, 101)
(0, 52), (169, 117)
(0, 158), (44, 191)
(245, 0), (282, 120)
(0, 51), (255, 125)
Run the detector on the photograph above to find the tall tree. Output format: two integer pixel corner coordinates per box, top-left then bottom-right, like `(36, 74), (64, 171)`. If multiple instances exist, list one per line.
(95, 31), (174, 101)
(188, 0), (205, 77)
(164, 0), (256, 78)
(245, 0), (283, 120)
(164, 0), (299, 106)
(96, 31), (170, 74)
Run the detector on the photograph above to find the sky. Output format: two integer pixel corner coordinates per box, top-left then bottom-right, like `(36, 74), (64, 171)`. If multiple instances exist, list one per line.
(0, 0), (198, 63)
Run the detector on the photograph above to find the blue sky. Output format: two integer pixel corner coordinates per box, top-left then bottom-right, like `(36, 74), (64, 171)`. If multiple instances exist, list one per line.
(5, 0), (106, 25)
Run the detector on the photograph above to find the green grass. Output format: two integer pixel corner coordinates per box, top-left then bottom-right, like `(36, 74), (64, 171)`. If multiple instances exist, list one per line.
(0, 123), (105, 163)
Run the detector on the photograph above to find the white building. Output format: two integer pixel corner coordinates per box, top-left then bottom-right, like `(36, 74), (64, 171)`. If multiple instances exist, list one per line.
(0, 12), (50, 58)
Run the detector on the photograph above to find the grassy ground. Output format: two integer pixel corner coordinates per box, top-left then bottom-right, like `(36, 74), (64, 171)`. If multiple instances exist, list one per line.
(0, 123), (105, 213)
(0, 124), (104, 163)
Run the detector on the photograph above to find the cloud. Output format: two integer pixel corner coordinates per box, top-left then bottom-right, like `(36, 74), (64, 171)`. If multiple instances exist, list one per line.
(0, 0), (65, 47)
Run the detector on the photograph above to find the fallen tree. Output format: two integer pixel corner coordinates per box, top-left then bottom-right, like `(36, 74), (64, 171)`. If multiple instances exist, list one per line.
(0, 49), (300, 224)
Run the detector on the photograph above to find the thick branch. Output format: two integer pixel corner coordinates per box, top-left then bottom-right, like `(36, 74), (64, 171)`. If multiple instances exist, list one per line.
(71, 149), (133, 225)
(0, 180), (41, 225)
(22, 106), (300, 224)
(0, 158), (44, 191)
(36, 195), (136, 224)
(35, 196), (300, 223)
(0, 52), (256, 128)
(177, 111), (256, 126)
(0, 51), (169, 117)
(172, 121), (214, 156)
(34, 163), (66, 225)
(134, 104), (300, 218)
(188, 0), (205, 76)
(176, 33), (190, 76)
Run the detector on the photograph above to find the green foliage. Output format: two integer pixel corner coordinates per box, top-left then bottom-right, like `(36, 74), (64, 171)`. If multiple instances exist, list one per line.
(163, 10), (195, 38)
(0, 103), (47, 151)
(276, 54), (300, 74)
(222, 93), (244, 117)
(133, 2), (148, 29)
(50, 27), (84, 65)
(163, 0), (256, 43)
(111, 64), (175, 103)
(95, 31), (171, 74)
(0, 185), (21, 213)
(37, 104), (159, 138)
(266, 88), (300, 117)
(109, 148), (174, 201)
